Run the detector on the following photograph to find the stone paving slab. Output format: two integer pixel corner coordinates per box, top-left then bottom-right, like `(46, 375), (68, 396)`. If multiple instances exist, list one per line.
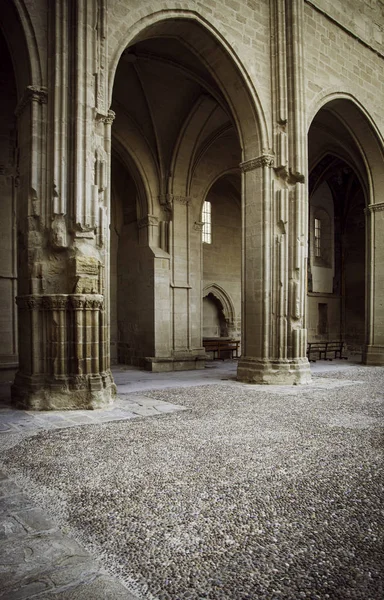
(0, 393), (187, 600)
(0, 393), (187, 437)
(0, 475), (139, 600)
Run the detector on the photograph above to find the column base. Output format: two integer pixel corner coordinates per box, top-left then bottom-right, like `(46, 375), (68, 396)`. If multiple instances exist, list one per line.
(237, 357), (311, 385)
(144, 353), (206, 372)
(11, 371), (116, 410)
(362, 345), (384, 366)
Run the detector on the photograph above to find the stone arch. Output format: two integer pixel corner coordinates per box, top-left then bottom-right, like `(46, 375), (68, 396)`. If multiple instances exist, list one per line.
(108, 10), (269, 160)
(111, 135), (155, 221)
(310, 151), (369, 200)
(170, 96), (226, 197)
(0, 0), (43, 94)
(199, 169), (241, 210)
(307, 95), (384, 365)
(307, 92), (384, 204)
(203, 283), (236, 330)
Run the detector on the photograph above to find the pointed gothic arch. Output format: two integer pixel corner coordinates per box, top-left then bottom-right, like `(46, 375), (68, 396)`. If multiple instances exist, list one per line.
(307, 95), (384, 364)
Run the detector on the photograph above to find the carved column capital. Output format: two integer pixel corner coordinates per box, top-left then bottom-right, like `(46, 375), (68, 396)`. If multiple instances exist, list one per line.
(69, 294), (104, 310)
(16, 295), (43, 310)
(173, 195), (191, 205)
(365, 202), (384, 215)
(240, 154), (275, 172)
(138, 215), (159, 229)
(159, 194), (191, 208)
(96, 109), (116, 125)
(159, 194), (172, 216)
(193, 221), (204, 231)
(15, 86), (48, 118)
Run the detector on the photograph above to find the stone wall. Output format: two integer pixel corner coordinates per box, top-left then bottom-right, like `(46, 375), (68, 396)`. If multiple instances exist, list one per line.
(0, 0), (383, 405)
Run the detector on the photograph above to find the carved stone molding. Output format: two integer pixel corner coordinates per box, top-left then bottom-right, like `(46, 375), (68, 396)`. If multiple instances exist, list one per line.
(173, 195), (191, 205)
(16, 296), (43, 310)
(96, 109), (116, 125)
(42, 295), (68, 310)
(240, 154), (275, 172)
(15, 86), (48, 118)
(16, 294), (104, 311)
(69, 294), (104, 310)
(159, 193), (191, 208)
(159, 194), (173, 217)
(193, 221), (204, 231)
(138, 215), (159, 229)
(365, 202), (384, 215)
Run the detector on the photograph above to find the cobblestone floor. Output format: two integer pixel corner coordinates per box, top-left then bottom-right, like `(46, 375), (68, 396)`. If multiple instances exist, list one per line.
(0, 360), (383, 599)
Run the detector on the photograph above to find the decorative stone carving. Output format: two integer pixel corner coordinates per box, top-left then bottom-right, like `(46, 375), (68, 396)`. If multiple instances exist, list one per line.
(366, 202), (384, 214)
(173, 195), (191, 205)
(159, 193), (191, 209)
(138, 215), (159, 229)
(96, 109), (116, 125)
(12, 293), (113, 410)
(240, 154), (275, 172)
(14, 86), (48, 118)
(193, 221), (204, 231)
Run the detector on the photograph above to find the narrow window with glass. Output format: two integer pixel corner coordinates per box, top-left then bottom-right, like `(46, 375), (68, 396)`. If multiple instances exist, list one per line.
(314, 217), (321, 257)
(202, 200), (212, 244)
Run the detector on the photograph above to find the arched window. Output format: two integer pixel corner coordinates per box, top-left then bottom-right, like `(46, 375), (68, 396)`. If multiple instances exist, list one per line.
(202, 200), (212, 244)
(312, 209), (332, 268)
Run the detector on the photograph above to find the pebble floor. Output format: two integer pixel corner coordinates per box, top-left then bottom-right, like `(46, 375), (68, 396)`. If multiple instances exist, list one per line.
(1, 364), (383, 600)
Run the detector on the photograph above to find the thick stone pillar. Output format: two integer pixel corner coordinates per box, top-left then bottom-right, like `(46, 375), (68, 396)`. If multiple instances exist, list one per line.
(12, 1), (116, 408)
(168, 195), (205, 370)
(12, 295), (114, 409)
(237, 159), (310, 385)
(136, 215), (173, 371)
(237, 0), (310, 384)
(363, 202), (384, 365)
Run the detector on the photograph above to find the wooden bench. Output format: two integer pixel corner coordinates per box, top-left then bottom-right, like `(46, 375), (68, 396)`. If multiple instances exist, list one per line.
(307, 341), (348, 362)
(203, 338), (240, 360)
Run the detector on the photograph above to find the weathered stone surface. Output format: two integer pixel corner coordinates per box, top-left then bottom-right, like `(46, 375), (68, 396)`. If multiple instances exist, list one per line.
(0, 0), (383, 409)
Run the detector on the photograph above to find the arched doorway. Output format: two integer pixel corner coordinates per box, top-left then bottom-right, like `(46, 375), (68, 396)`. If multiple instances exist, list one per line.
(108, 15), (265, 372)
(307, 98), (384, 364)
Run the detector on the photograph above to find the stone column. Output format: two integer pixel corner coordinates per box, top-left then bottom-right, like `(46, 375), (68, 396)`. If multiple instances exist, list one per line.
(12, 1), (116, 408)
(237, 155), (310, 385)
(12, 294), (114, 409)
(137, 215), (173, 369)
(363, 202), (384, 365)
(169, 195), (205, 370)
(237, 0), (311, 385)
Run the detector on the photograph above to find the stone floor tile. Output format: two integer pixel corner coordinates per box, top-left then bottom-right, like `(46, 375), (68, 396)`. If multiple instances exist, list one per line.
(62, 415), (97, 424)
(34, 574), (139, 599)
(128, 405), (161, 417)
(44, 561), (100, 588)
(0, 423), (14, 432)
(0, 578), (52, 600)
(0, 514), (28, 539)
(34, 414), (70, 423)
(0, 479), (22, 497)
(0, 493), (35, 515)
(0, 531), (90, 590)
(10, 421), (45, 432)
(14, 508), (56, 533)
(154, 403), (185, 412)
(98, 412), (138, 421)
